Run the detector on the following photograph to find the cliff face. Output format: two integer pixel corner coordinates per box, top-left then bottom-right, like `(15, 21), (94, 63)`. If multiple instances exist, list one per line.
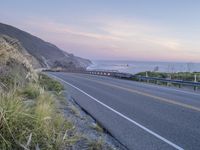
(0, 23), (91, 70)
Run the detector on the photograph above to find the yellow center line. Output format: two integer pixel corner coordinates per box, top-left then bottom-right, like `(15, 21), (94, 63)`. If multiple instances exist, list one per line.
(71, 74), (200, 112)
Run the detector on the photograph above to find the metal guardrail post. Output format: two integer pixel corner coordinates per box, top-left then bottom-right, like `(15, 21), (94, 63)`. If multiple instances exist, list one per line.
(194, 74), (197, 82)
(146, 72), (149, 83)
(194, 74), (197, 91)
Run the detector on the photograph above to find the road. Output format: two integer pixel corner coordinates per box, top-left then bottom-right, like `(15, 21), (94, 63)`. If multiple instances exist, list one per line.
(48, 72), (200, 150)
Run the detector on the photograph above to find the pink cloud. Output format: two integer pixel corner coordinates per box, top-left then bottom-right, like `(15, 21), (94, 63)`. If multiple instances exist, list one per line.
(13, 18), (200, 62)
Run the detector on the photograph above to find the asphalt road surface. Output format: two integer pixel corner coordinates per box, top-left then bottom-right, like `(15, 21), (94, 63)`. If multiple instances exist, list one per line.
(48, 72), (200, 150)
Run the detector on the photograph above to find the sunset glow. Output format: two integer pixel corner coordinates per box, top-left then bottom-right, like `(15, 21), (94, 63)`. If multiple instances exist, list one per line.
(1, 0), (200, 62)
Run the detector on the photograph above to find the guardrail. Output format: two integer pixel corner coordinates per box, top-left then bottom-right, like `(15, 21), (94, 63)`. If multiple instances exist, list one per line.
(87, 70), (133, 78)
(134, 76), (200, 87)
(86, 70), (200, 90)
(44, 69), (200, 90)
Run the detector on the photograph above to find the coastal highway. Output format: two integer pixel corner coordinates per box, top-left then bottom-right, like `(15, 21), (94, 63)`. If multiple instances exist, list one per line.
(48, 72), (200, 150)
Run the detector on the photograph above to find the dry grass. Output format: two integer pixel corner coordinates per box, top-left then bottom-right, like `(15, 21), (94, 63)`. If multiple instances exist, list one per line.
(0, 83), (75, 150)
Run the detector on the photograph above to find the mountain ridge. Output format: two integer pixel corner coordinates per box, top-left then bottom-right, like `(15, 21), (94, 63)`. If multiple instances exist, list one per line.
(0, 22), (91, 70)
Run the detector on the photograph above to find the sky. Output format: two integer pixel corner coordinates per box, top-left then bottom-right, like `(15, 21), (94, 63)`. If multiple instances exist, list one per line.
(1, 0), (200, 62)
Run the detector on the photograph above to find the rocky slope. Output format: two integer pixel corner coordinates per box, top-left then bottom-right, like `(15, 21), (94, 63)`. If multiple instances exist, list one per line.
(0, 23), (91, 70)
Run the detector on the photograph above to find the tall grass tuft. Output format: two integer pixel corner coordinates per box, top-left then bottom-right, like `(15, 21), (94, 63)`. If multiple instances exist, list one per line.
(0, 83), (74, 150)
(0, 91), (34, 149)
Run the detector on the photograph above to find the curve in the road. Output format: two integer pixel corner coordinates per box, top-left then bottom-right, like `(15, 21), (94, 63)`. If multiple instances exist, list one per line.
(50, 74), (184, 150)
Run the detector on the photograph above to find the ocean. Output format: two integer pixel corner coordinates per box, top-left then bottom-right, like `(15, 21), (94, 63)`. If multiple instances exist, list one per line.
(87, 60), (200, 74)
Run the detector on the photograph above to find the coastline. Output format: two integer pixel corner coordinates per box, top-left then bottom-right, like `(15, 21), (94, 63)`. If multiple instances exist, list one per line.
(87, 60), (200, 74)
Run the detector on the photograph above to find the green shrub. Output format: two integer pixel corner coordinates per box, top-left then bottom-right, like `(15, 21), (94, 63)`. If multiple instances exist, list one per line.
(39, 74), (64, 93)
(136, 71), (168, 78)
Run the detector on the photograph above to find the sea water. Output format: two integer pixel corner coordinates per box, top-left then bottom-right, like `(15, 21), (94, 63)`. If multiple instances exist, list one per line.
(87, 60), (200, 74)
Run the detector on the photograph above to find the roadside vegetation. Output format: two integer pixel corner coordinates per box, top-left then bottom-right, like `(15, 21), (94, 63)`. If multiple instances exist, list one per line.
(38, 74), (64, 94)
(0, 73), (75, 150)
(132, 71), (200, 89)
(135, 71), (200, 82)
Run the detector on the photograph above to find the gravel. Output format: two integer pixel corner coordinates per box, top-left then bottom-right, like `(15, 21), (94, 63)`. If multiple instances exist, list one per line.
(58, 90), (127, 150)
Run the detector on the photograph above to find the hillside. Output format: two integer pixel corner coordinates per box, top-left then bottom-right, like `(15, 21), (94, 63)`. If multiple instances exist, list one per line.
(0, 35), (38, 89)
(0, 23), (91, 70)
(0, 35), (73, 149)
(0, 30), (121, 150)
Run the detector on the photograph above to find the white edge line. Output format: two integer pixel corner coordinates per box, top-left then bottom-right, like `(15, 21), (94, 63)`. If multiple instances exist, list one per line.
(49, 74), (184, 150)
